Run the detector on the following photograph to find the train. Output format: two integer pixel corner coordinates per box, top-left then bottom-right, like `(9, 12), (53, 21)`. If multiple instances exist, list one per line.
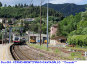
(13, 36), (26, 45)
(30, 39), (47, 44)
(30, 39), (36, 43)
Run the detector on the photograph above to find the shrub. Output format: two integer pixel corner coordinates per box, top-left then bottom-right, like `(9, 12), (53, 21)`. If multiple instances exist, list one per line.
(67, 35), (87, 47)
(51, 35), (55, 38)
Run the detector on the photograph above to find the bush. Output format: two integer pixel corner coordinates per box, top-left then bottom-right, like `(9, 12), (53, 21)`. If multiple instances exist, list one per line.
(67, 35), (87, 47)
(51, 35), (55, 38)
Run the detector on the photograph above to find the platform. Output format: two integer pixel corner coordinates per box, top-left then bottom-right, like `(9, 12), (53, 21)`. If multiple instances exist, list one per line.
(0, 43), (14, 60)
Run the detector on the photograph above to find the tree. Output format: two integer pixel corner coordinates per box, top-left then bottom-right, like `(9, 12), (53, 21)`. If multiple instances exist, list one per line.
(20, 4), (23, 8)
(0, 23), (4, 30)
(58, 13), (82, 36)
(18, 3), (21, 7)
(24, 4), (28, 7)
(4, 4), (7, 7)
(0, 2), (2, 7)
(15, 4), (18, 8)
(8, 19), (13, 25)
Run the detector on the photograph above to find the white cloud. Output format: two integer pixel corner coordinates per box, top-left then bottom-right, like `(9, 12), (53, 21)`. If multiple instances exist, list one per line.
(0, 0), (35, 6)
(49, 0), (87, 5)
(0, 0), (87, 6)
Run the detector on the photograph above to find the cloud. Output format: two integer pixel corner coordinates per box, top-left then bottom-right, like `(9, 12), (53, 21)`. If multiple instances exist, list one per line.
(0, 0), (87, 6)
(0, 0), (38, 6)
(49, 0), (87, 5)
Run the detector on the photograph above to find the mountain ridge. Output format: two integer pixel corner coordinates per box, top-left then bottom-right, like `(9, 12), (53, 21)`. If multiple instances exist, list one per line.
(43, 3), (87, 16)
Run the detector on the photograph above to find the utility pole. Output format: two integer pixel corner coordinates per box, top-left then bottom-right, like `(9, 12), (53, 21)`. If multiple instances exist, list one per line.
(28, 31), (29, 43)
(40, 0), (42, 46)
(47, 0), (49, 48)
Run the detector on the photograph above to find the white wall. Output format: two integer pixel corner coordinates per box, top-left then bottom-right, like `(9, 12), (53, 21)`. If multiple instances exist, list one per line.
(0, 19), (3, 23)
(50, 40), (56, 45)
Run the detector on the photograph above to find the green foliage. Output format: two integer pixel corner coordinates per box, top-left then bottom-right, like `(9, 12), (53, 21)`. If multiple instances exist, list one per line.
(81, 27), (87, 35)
(43, 3), (87, 16)
(8, 19), (13, 24)
(0, 23), (4, 30)
(58, 13), (81, 36)
(81, 11), (87, 21)
(67, 35), (87, 47)
(51, 35), (55, 38)
(71, 52), (75, 56)
(27, 17), (56, 34)
(0, 2), (2, 7)
(0, 6), (63, 19)
(77, 21), (87, 29)
(59, 11), (87, 37)
(54, 49), (60, 53)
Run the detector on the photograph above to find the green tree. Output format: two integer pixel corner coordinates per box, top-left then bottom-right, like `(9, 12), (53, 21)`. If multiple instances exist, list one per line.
(58, 13), (81, 36)
(0, 23), (4, 30)
(0, 2), (2, 7)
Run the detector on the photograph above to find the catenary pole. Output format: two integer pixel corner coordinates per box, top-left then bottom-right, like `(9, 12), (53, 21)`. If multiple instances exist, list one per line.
(40, 0), (42, 46)
(2, 30), (3, 44)
(47, 0), (49, 48)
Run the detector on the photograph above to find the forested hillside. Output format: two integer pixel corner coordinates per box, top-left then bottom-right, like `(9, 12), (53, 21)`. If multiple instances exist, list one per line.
(0, 3), (63, 20)
(58, 11), (87, 46)
(43, 3), (87, 16)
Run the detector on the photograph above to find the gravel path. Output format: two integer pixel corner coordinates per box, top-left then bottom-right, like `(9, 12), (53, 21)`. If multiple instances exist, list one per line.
(0, 43), (13, 60)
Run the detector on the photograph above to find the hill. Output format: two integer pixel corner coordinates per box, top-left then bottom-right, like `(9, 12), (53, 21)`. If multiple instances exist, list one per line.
(0, 5), (63, 20)
(43, 3), (87, 16)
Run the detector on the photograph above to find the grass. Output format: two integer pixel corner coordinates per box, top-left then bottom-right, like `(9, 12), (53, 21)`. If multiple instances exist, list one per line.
(39, 53), (44, 57)
(67, 52), (85, 60)
(27, 42), (52, 52)
(26, 42), (86, 60)
(27, 43), (61, 53)
(66, 46), (86, 60)
(66, 46), (87, 51)
(54, 48), (60, 53)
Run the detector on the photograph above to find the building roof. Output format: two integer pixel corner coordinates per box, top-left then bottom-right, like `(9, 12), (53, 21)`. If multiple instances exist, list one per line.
(21, 18), (34, 21)
(51, 36), (66, 40)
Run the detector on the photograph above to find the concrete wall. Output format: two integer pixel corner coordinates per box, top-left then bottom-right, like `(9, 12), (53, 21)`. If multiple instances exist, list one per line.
(50, 26), (57, 37)
(50, 40), (56, 45)
(0, 18), (3, 23)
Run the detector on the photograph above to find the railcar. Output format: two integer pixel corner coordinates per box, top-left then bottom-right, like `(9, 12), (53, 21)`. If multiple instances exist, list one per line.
(13, 36), (26, 45)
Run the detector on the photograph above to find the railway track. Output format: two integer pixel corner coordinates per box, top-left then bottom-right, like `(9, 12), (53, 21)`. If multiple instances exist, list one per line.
(10, 44), (70, 60)
(10, 45), (32, 60)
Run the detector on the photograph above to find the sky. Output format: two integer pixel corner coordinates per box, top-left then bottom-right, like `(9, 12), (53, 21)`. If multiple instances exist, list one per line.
(0, 0), (87, 6)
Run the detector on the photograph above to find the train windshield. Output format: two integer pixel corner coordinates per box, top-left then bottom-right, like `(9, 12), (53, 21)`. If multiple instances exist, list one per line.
(15, 37), (19, 40)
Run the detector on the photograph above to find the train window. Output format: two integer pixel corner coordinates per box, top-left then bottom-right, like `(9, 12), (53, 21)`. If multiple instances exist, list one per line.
(15, 37), (19, 40)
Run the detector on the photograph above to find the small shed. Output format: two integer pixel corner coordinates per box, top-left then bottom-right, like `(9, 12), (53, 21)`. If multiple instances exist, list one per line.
(51, 36), (67, 43)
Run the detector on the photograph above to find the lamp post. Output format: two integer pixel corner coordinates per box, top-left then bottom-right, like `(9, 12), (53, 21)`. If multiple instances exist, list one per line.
(47, 0), (49, 48)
